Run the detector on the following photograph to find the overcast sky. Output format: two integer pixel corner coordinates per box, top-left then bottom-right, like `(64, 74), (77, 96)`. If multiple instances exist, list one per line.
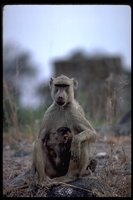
(3, 5), (131, 77)
(3, 5), (131, 107)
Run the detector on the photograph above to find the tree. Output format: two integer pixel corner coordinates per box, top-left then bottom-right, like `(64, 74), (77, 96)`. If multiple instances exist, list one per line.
(3, 43), (38, 131)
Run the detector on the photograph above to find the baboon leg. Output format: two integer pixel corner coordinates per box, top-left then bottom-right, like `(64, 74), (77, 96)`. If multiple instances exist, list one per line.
(33, 139), (51, 183)
(67, 143), (90, 178)
(51, 160), (87, 183)
(30, 163), (36, 186)
(52, 142), (89, 183)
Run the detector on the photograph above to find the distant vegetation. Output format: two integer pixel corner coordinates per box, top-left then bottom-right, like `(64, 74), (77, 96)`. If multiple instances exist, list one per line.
(3, 43), (44, 134)
(3, 45), (131, 135)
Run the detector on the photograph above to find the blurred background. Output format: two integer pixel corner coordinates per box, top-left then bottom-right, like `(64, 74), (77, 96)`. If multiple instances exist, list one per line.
(3, 5), (131, 135)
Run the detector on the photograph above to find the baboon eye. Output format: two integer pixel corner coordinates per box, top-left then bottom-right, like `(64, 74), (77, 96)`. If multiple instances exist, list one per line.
(55, 84), (69, 92)
(51, 151), (56, 157)
(55, 86), (59, 93)
(49, 148), (55, 156)
(65, 86), (69, 92)
(48, 147), (53, 151)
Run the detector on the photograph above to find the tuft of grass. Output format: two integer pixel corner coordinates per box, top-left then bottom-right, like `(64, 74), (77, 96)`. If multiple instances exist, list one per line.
(3, 80), (19, 133)
(3, 78), (46, 135)
(95, 143), (131, 197)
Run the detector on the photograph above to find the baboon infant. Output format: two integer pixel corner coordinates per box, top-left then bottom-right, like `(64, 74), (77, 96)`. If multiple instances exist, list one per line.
(45, 127), (72, 178)
(31, 75), (97, 183)
(31, 127), (72, 183)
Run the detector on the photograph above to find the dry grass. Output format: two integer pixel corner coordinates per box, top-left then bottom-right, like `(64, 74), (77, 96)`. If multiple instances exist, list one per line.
(3, 131), (131, 197)
(3, 79), (20, 134)
(94, 139), (131, 197)
(104, 135), (131, 145)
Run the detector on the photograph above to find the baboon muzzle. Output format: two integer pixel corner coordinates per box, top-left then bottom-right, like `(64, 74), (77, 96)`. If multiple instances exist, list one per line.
(56, 97), (65, 106)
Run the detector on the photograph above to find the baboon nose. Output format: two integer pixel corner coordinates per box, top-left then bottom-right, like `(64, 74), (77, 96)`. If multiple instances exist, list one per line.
(55, 157), (61, 166)
(56, 97), (65, 106)
(58, 97), (63, 100)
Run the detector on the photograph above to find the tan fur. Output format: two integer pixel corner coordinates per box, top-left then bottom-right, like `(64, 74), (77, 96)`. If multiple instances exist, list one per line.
(31, 75), (97, 184)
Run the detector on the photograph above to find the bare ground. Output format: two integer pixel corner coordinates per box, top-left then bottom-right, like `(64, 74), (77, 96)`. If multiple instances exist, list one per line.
(3, 132), (131, 197)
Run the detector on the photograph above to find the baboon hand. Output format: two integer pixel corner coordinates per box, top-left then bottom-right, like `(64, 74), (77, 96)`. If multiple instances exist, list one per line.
(71, 136), (81, 161)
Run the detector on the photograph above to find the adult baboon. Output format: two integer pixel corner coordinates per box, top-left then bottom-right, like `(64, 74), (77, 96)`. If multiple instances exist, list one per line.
(31, 75), (97, 183)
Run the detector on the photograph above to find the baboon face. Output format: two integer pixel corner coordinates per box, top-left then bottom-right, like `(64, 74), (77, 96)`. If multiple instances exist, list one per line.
(50, 75), (78, 106)
(46, 127), (72, 167)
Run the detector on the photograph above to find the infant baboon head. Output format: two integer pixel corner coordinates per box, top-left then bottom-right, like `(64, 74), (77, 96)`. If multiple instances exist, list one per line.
(46, 127), (72, 167)
(49, 75), (78, 106)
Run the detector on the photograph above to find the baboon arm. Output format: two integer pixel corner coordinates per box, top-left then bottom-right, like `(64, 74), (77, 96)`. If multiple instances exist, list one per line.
(75, 124), (97, 143)
(71, 124), (97, 160)
(38, 127), (48, 140)
(76, 113), (96, 133)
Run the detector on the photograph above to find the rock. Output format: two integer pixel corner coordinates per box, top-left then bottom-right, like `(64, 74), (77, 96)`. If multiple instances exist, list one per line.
(46, 177), (112, 197)
(98, 110), (131, 138)
(14, 150), (31, 157)
(4, 169), (30, 187)
(95, 152), (109, 159)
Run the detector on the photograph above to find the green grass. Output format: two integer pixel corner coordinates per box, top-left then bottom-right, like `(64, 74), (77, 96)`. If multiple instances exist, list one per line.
(17, 106), (46, 134)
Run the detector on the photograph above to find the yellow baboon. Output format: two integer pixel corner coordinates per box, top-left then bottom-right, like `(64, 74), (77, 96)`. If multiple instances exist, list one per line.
(31, 75), (97, 183)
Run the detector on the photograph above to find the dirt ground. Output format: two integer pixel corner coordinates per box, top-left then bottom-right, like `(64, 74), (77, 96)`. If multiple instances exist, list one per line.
(3, 132), (131, 197)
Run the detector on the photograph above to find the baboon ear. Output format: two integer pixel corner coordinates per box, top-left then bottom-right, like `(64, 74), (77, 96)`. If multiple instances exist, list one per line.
(63, 135), (69, 143)
(49, 77), (54, 88)
(73, 78), (78, 89)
